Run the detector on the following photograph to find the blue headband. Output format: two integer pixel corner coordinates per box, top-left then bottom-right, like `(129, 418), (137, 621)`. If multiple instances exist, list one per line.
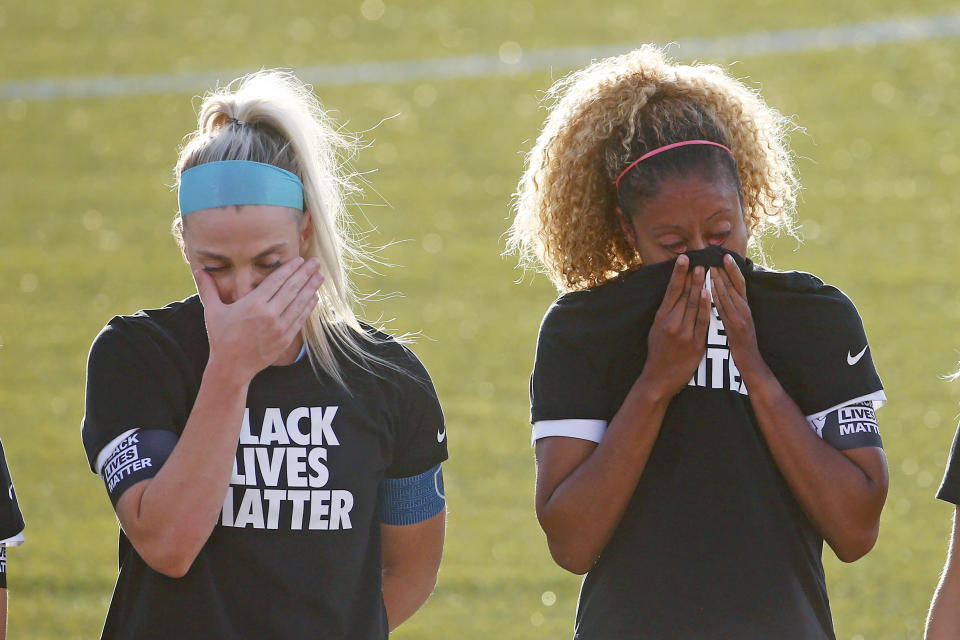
(178, 160), (304, 216)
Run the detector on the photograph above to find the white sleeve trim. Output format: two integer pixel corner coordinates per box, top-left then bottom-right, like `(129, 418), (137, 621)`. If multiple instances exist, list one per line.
(94, 429), (139, 475)
(0, 532), (24, 547)
(804, 390), (887, 422)
(531, 419), (608, 446)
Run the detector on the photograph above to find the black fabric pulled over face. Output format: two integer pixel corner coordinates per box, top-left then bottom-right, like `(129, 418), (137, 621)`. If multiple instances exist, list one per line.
(681, 244), (743, 270)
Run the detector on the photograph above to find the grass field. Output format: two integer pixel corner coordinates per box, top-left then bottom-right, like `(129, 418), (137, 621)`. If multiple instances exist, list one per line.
(2, 2), (960, 638)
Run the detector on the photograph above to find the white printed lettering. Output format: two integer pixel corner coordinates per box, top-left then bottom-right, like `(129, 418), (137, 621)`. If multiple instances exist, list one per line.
(230, 457), (246, 485)
(286, 448), (308, 487)
(330, 490), (354, 530)
(221, 486), (234, 526)
(263, 489), (286, 529)
(256, 447), (285, 486)
(308, 447), (329, 488)
(242, 447), (256, 485)
(260, 408), (290, 445)
(309, 490), (331, 530)
(839, 422), (880, 436)
(239, 409), (258, 445)
(708, 347), (727, 385)
(220, 487), (355, 531)
(220, 406), (352, 532)
(285, 407), (311, 445)
(310, 406), (340, 446)
(707, 307), (728, 346)
(234, 489), (265, 528)
(288, 490), (310, 530)
(728, 354), (745, 393)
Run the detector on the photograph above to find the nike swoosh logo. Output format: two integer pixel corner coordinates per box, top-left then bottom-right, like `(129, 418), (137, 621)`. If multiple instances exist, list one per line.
(436, 428), (446, 443)
(847, 346), (868, 366)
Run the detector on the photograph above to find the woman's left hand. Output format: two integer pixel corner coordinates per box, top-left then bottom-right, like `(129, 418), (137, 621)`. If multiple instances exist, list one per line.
(710, 254), (763, 376)
(711, 252), (887, 562)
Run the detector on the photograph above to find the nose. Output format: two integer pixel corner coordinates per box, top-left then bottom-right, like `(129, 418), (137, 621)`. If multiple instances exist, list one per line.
(222, 269), (262, 304)
(687, 236), (709, 252)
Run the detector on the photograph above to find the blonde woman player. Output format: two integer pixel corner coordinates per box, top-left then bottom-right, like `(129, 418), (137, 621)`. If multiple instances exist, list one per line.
(509, 46), (888, 639)
(81, 71), (447, 639)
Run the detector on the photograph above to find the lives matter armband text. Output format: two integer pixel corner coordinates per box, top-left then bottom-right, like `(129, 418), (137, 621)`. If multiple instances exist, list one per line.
(99, 429), (178, 505)
(808, 401), (883, 450)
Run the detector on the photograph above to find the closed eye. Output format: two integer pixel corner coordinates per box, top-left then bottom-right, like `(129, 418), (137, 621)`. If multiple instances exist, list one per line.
(709, 230), (731, 244)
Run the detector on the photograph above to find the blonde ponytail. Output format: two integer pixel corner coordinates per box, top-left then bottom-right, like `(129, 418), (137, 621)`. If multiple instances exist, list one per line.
(174, 70), (390, 385)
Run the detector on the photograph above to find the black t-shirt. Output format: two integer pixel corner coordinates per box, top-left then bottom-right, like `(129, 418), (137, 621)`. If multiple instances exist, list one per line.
(81, 296), (447, 640)
(936, 426), (960, 505)
(531, 247), (884, 640)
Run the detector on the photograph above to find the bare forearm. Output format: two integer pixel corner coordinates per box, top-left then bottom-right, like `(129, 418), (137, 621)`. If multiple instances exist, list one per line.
(382, 571), (435, 631)
(537, 377), (670, 573)
(742, 361), (886, 559)
(927, 574), (960, 639)
(381, 512), (444, 630)
(0, 588), (6, 640)
(127, 360), (250, 569)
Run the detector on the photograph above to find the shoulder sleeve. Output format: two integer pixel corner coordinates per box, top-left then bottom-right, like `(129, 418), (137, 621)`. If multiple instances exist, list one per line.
(81, 322), (184, 473)
(760, 286), (885, 418)
(0, 441), (25, 544)
(530, 302), (611, 424)
(938, 423), (960, 504)
(384, 347), (448, 479)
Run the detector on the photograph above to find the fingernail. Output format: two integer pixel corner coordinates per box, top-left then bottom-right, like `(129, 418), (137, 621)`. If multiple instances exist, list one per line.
(677, 254), (688, 266)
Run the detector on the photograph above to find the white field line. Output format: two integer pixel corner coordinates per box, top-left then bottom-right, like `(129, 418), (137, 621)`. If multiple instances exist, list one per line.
(2, 12), (959, 102)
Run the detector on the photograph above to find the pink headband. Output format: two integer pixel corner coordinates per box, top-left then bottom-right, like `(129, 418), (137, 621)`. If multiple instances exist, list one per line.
(614, 140), (733, 188)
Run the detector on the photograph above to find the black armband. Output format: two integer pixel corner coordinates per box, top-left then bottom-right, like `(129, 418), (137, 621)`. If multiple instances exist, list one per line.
(100, 430), (178, 505)
(810, 401), (883, 450)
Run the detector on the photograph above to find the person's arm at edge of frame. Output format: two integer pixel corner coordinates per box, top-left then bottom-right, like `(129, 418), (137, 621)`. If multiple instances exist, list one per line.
(0, 586), (6, 640)
(381, 508), (445, 630)
(535, 258), (710, 574)
(711, 255), (888, 562)
(114, 258), (323, 578)
(0, 542), (11, 640)
(925, 507), (960, 639)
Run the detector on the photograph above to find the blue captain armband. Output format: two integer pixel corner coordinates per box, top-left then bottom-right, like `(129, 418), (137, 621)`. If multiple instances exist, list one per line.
(377, 464), (445, 525)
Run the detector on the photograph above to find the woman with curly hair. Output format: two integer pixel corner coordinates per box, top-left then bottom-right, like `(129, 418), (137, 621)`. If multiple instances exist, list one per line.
(509, 46), (887, 639)
(81, 71), (447, 639)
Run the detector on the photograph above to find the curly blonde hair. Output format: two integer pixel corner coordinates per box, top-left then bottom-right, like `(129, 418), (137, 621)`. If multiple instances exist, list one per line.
(507, 45), (800, 292)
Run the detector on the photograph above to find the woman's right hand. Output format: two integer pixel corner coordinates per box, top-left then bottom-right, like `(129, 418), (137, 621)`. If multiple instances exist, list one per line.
(638, 255), (711, 399)
(535, 255), (708, 573)
(193, 257), (325, 382)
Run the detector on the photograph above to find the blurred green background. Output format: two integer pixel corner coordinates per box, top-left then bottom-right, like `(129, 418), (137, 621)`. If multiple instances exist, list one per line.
(2, 1), (959, 638)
